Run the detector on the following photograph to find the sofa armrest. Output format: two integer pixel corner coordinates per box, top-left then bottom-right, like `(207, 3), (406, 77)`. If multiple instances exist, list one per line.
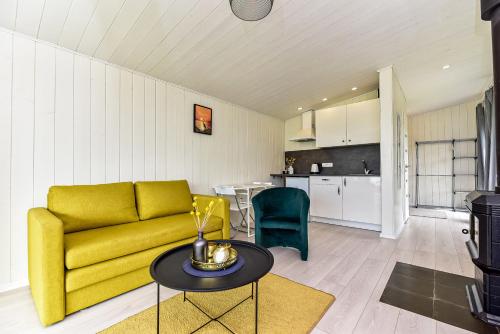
(193, 194), (230, 239)
(28, 208), (65, 326)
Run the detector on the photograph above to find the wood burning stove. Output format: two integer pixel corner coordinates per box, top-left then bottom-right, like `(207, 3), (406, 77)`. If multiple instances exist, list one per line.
(465, 0), (500, 326)
(465, 191), (500, 325)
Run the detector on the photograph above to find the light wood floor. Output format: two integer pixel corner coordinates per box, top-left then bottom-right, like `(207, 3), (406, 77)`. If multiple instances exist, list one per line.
(0, 211), (476, 334)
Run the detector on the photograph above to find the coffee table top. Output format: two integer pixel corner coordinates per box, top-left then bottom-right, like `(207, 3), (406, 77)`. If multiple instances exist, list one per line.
(150, 240), (274, 292)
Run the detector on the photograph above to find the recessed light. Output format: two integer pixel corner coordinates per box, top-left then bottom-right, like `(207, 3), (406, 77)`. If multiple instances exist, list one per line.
(352, 87), (358, 91)
(322, 98), (328, 102)
(298, 107), (303, 111)
(442, 64), (451, 70)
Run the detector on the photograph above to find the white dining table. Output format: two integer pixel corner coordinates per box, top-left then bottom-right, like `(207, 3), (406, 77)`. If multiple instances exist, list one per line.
(214, 182), (274, 237)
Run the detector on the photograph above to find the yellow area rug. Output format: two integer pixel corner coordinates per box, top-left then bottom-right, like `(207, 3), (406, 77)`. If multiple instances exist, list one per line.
(99, 273), (334, 334)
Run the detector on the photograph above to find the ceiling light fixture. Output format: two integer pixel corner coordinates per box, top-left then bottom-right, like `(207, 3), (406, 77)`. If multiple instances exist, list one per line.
(442, 64), (451, 70)
(298, 107), (303, 111)
(229, 0), (274, 21)
(352, 87), (358, 91)
(322, 98), (328, 102)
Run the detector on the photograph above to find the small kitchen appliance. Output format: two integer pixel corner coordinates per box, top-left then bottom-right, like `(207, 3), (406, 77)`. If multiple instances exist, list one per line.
(310, 163), (321, 174)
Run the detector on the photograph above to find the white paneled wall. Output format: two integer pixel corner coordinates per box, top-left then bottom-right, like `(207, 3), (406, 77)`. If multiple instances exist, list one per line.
(408, 100), (478, 209)
(0, 30), (284, 288)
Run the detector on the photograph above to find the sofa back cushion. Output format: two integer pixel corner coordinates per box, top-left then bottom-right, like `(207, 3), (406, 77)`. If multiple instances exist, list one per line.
(134, 180), (193, 220)
(48, 182), (139, 233)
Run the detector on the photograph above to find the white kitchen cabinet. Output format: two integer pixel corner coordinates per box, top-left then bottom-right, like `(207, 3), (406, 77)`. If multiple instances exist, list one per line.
(342, 176), (381, 225)
(346, 99), (381, 145)
(315, 106), (346, 147)
(315, 99), (380, 148)
(309, 176), (342, 219)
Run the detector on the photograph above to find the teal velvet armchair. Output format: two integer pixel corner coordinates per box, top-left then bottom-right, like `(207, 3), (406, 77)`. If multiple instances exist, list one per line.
(252, 187), (310, 261)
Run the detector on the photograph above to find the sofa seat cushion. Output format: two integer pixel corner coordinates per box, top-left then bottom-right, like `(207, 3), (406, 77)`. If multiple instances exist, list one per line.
(65, 229), (223, 292)
(135, 180), (193, 220)
(48, 182), (139, 233)
(64, 213), (223, 269)
(260, 216), (301, 231)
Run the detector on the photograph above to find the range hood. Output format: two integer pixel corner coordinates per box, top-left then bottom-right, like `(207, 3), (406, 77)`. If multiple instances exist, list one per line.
(289, 110), (316, 142)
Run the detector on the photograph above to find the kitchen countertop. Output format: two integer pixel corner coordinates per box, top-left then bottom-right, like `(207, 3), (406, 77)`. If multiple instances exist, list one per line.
(270, 173), (380, 177)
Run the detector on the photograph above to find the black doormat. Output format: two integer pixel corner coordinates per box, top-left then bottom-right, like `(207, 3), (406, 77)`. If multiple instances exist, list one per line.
(380, 262), (499, 334)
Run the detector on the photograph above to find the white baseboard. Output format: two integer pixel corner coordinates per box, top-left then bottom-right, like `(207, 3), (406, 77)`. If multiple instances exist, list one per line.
(0, 280), (29, 293)
(311, 216), (382, 232)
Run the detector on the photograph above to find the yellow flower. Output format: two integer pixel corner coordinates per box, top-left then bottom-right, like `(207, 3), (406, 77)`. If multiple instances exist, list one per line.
(209, 201), (214, 207)
(192, 202), (197, 207)
(190, 211), (194, 215)
(205, 207), (209, 212)
(196, 212), (201, 216)
(218, 198), (223, 202)
(193, 196), (198, 200)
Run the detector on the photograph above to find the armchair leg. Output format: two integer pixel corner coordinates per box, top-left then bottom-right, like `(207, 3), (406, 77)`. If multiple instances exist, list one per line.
(300, 249), (308, 261)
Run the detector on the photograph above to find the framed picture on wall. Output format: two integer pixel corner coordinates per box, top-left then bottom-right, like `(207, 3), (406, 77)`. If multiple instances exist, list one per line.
(193, 104), (213, 135)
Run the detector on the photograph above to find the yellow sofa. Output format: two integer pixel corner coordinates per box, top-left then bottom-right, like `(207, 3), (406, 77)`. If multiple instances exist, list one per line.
(27, 180), (230, 326)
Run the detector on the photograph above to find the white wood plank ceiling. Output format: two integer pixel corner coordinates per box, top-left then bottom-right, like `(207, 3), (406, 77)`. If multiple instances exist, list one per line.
(0, 0), (493, 119)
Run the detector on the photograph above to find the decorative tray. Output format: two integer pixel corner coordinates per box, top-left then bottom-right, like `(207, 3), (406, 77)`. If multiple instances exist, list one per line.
(191, 243), (238, 271)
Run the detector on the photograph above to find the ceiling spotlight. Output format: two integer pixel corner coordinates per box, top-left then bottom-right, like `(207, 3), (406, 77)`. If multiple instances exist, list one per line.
(298, 107), (303, 111)
(322, 98), (328, 102)
(230, 0), (274, 21)
(352, 87), (358, 91)
(442, 64), (451, 70)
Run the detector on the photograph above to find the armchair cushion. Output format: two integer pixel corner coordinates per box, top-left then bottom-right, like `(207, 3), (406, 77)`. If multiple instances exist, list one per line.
(64, 213), (222, 269)
(135, 180), (193, 220)
(47, 182), (139, 233)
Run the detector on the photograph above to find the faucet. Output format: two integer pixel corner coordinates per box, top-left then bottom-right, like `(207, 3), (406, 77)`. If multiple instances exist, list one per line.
(362, 160), (372, 175)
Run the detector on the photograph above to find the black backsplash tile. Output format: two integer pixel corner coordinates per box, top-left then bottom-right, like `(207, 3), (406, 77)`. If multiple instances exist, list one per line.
(285, 144), (380, 175)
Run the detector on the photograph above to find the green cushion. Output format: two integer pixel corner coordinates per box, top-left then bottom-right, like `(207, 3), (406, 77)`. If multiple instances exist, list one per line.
(47, 182), (139, 233)
(134, 180), (193, 220)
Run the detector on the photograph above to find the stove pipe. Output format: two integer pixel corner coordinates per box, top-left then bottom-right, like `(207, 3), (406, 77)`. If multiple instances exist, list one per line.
(481, 0), (500, 193)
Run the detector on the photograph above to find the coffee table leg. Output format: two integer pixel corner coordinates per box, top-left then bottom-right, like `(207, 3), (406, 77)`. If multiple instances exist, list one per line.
(255, 280), (259, 334)
(157, 283), (160, 334)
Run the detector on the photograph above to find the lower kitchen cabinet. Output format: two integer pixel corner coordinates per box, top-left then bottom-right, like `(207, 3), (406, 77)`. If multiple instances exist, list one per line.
(342, 176), (381, 225)
(310, 176), (342, 219)
(309, 176), (381, 229)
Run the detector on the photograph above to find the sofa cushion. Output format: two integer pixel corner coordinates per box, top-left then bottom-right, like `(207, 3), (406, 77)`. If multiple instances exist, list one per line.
(64, 213), (223, 269)
(48, 182), (139, 233)
(135, 180), (193, 220)
(65, 229), (223, 292)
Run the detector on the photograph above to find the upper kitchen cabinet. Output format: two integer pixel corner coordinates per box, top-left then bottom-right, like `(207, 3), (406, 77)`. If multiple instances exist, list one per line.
(315, 105), (346, 147)
(316, 99), (380, 148)
(346, 99), (380, 145)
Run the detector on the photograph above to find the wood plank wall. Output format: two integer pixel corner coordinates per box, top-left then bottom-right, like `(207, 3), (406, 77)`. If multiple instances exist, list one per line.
(408, 100), (478, 209)
(0, 30), (285, 288)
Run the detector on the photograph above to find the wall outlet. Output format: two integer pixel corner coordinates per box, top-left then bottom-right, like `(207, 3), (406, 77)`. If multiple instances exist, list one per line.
(322, 162), (333, 168)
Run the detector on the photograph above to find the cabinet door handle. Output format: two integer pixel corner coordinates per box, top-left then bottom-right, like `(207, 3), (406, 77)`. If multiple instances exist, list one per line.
(344, 178), (346, 187)
(342, 140), (345, 143)
(338, 186), (340, 195)
(348, 139), (351, 142)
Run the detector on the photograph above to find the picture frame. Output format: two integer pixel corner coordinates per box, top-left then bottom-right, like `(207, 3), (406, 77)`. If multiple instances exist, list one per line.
(193, 104), (213, 135)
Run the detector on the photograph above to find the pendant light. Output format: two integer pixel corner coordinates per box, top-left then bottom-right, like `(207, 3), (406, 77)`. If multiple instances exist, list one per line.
(229, 0), (274, 21)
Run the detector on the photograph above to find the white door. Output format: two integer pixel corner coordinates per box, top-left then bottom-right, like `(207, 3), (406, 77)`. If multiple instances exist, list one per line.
(342, 176), (381, 225)
(346, 99), (380, 145)
(310, 177), (342, 219)
(315, 106), (347, 147)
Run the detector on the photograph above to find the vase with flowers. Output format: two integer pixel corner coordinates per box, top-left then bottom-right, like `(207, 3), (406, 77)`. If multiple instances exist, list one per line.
(285, 157), (296, 174)
(190, 197), (223, 262)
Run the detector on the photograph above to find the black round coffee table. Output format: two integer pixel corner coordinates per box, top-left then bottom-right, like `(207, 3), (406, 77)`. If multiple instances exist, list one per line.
(150, 240), (274, 334)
